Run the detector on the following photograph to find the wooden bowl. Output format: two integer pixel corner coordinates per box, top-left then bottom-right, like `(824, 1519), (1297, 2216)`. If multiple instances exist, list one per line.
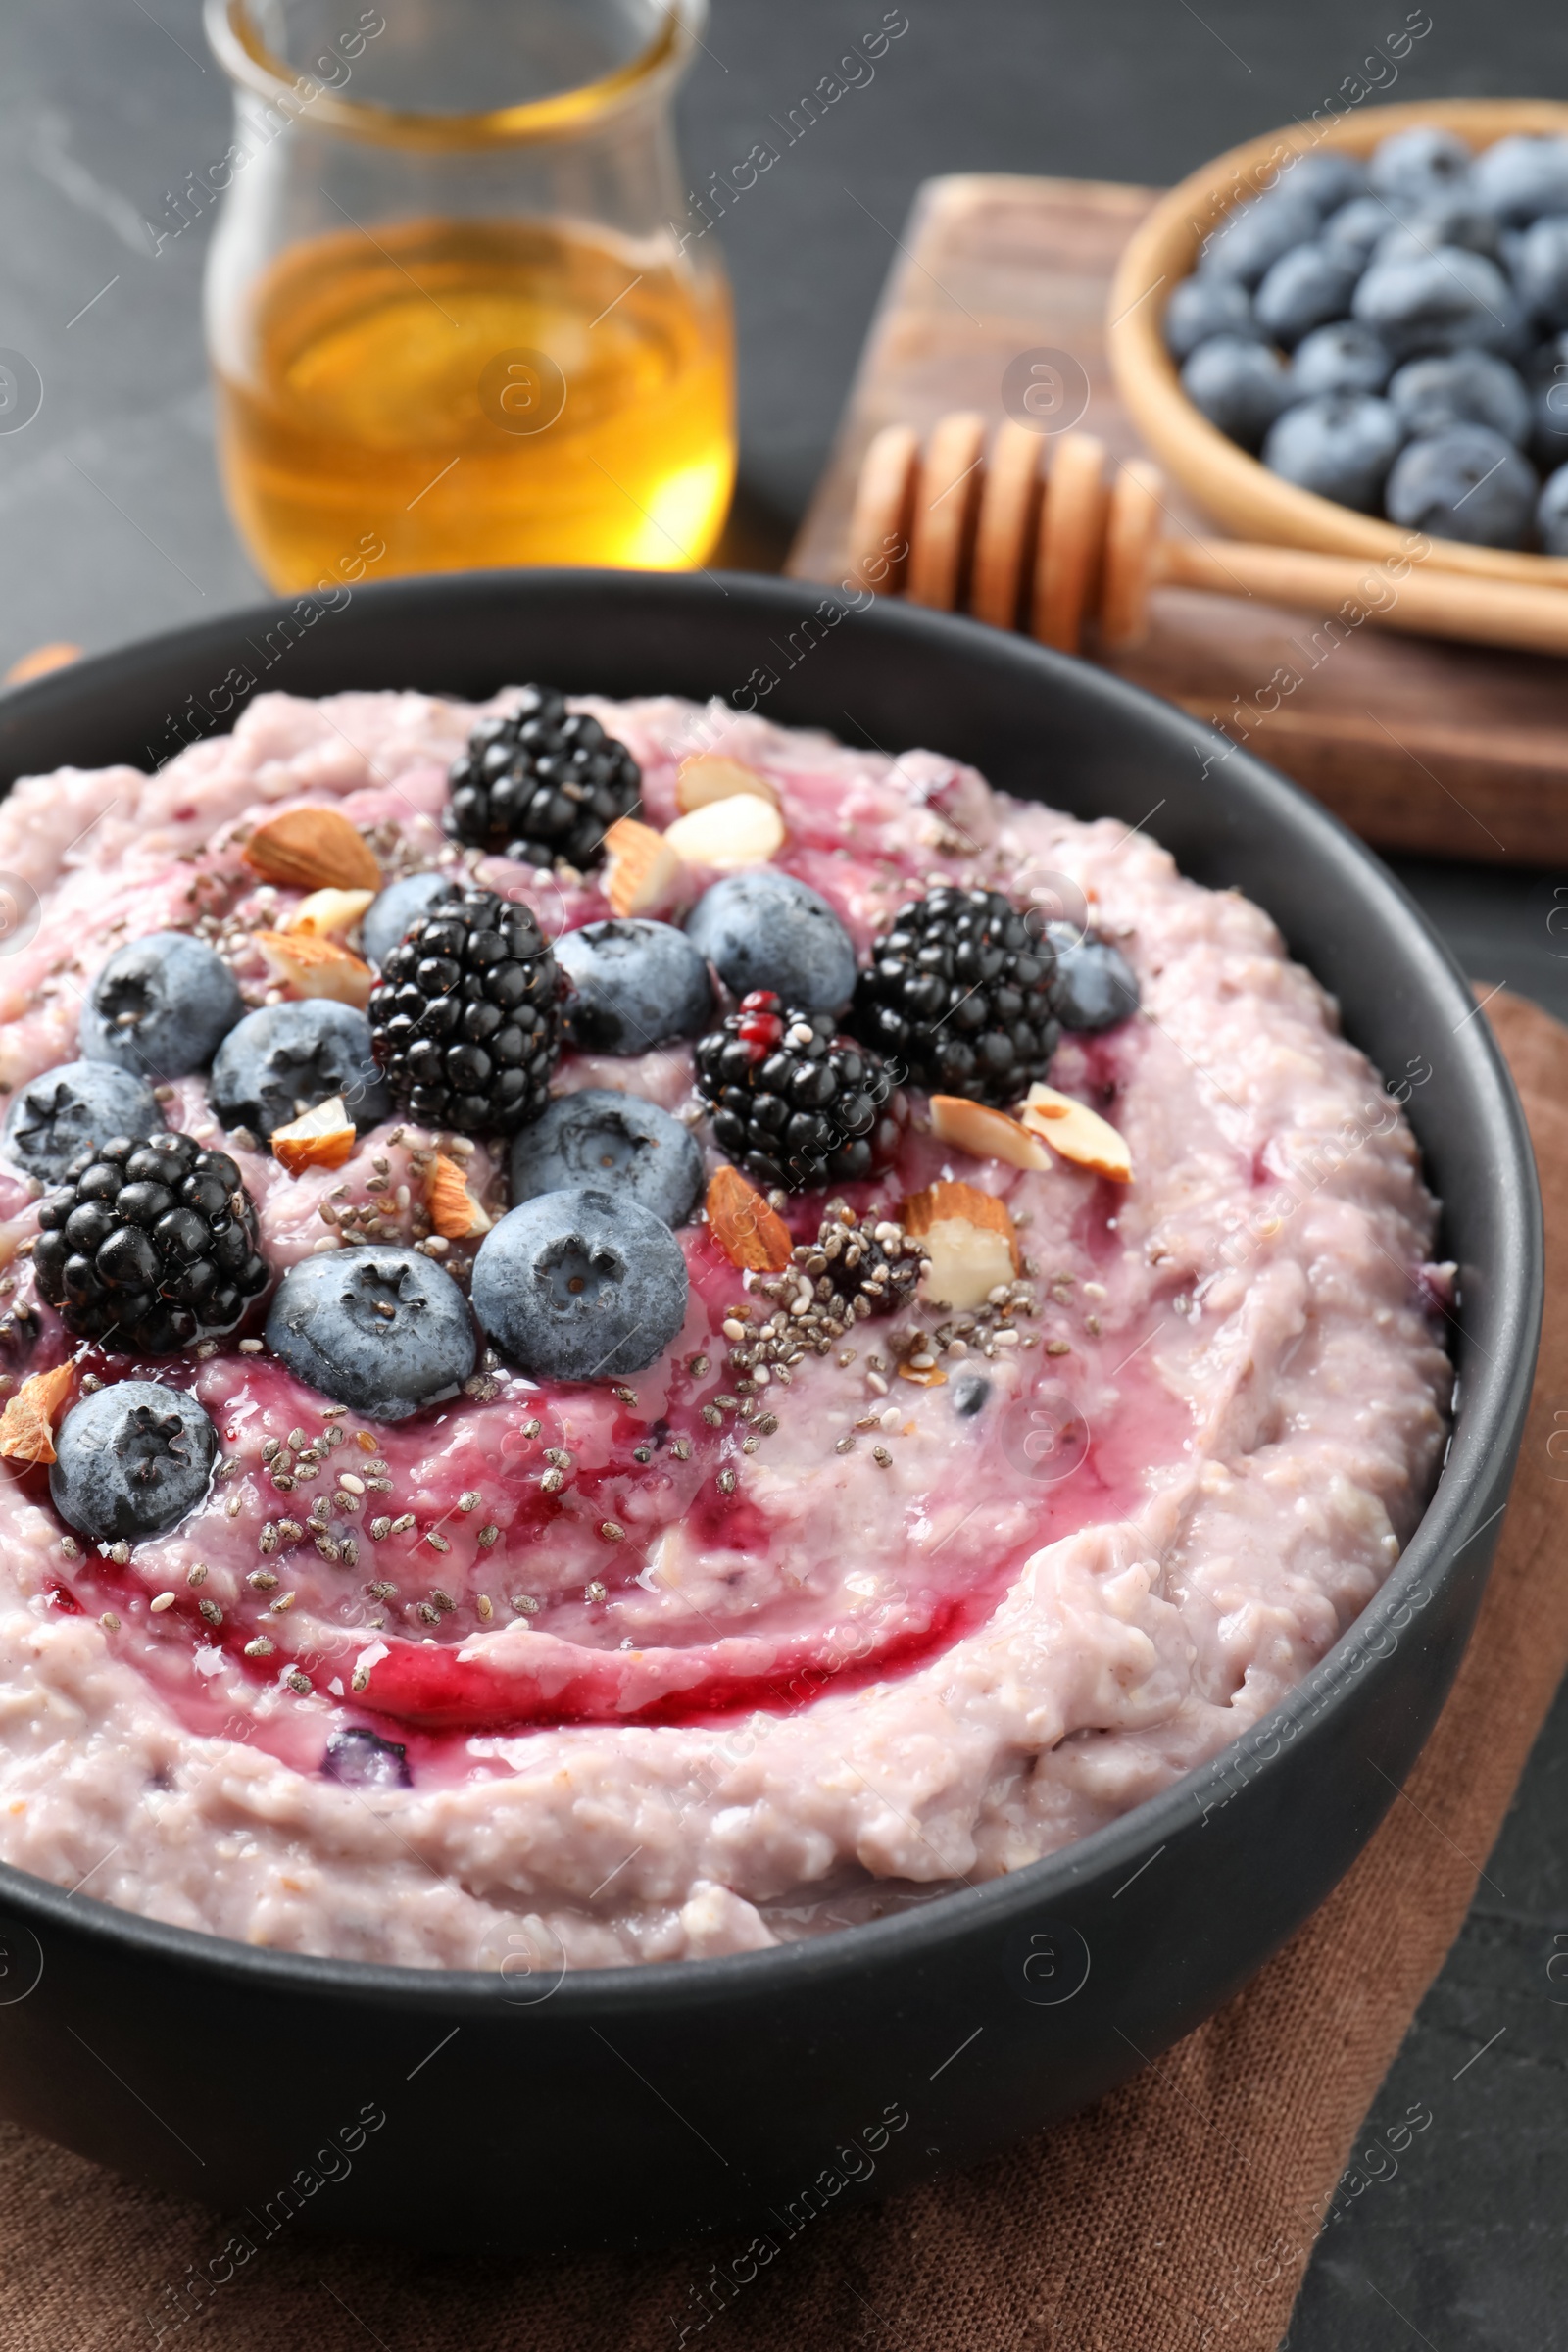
(1107, 98), (1568, 586)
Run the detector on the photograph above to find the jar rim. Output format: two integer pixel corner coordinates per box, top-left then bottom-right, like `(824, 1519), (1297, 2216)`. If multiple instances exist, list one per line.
(204, 0), (699, 150)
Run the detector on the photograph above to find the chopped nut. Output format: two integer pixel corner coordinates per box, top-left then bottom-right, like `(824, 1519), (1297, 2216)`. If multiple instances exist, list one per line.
(243, 806), (381, 892)
(271, 1094), (357, 1176)
(0, 1361), (75, 1465)
(255, 929), (374, 1008)
(426, 1153), (492, 1240)
(602, 814), (685, 918)
(674, 752), (782, 815)
(282, 885), (375, 941)
(928, 1095), (1051, 1173)
(1018, 1083), (1133, 1181)
(706, 1164), (793, 1273)
(243, 1635), (276, 1658)
(663, 791), (785, 870)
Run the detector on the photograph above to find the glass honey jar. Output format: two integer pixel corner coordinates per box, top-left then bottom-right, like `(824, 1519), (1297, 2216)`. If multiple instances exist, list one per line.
(203, 0), (735, 591)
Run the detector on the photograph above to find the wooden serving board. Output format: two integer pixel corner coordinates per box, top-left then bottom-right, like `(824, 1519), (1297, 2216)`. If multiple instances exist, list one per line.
(788, 173), (1568, 866)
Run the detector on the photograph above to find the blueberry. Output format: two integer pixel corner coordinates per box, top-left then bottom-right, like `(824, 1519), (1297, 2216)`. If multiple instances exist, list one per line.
(684, 870), (857, 1013)
(1048, 931), (1141, 1031)
(77, 933), (244, 1082)
(1322, 195), (1401, 264)
(509, 1089), (702, 1229)
(1, 1060), (163, 1185)
(266, 1246), (475, 1420)
(360, 872), (461, 970)
(1162, 275), (1261, 362)
(210, 1000), (391, 1140)
(1261, 394), (1402, 512)
(1180, 336), (1291, 451)
(1368, 126), (1473, 209)
(1536, 463), (1568, 553)
(1291, 320), (1393, 399)
(50, 1380), (217, 1543)
(471, 1188), (689, 1382)
(1385, 424), (1538, 549)
(322, 1728), (411, 1789)
(951, 1374), (990, 1417)
(1281, 150), (1368, 218)
(1528, 340), (1568, 472)
(1510, 215), (1568, 330)
(1371, 199), (1503, 270)
(1252, 242), (1362, 349)
(1388, 351), (1530, 445)
(1198, 189), (1320, 288)
(1472, 133), (1568, 226)
(556, 918), (713, 1054)
(1352, 247), (1522, 359)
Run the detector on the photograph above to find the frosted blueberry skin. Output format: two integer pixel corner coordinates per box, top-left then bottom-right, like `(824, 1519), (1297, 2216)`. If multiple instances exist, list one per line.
(1261, 395), (1403, 514)
(1197, 189), (1320, 288)
(1280, 149), (1368, 219)
(1472, 133), (1568, 226)
(1047, 931), (1141, 1032)
(472, 1188), (689, 1383)
(1385, 425), (1538, 550)
(1388, 351), (1531, 446)
(556, 918), (714, 1054)
(1, 1060), (164, 1184)
(1162, 274), (1260, 362)
(1511, 216), (1568, 334)
(1253, 243), (1363, 349)
(50, 1382), (218, 1544)
(1179, 336), (1290, 451)
(1371, 200), (1504, 269)
(1290, 321), (1393, 400)
(78, 933), (244, 1082)
(266, 1247), (476, 1421)
(684, 869), (858, 1014)
(510, 1089), (703, 1230)
(1322, 195), (1399, 265)
(1351, 246), (1523, 360)
(211, 1000), (392, 1141)
(360, 872), (461, 970)
(1537, 462), (1568, 554)
(1367, 125), (1473, 209)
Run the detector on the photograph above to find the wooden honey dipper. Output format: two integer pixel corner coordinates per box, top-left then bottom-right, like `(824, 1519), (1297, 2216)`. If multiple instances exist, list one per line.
(846, 416), (1568, 660)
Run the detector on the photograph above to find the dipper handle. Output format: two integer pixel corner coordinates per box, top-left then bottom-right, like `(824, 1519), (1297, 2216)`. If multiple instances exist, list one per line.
(845, 419), (1568, 661)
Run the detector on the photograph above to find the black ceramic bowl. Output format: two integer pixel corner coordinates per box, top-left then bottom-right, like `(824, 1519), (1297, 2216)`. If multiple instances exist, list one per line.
(0, 572), (1541, 2256)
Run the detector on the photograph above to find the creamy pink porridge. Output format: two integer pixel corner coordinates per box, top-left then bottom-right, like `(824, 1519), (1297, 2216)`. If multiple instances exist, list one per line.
(0, 685), (1450, 1970)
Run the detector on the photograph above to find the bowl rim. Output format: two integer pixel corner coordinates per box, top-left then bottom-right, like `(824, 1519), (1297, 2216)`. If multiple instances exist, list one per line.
(0, 567), (1542, 2016)
(1106, 95), (1568, 584)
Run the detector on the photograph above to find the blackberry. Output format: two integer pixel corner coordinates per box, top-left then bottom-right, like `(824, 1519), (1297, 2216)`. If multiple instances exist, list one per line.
(694, 991), (904, 1194)
(368, 890), (562, 1135)
(446, 687), (641, 872)
(33, 1132), (269, 1357)
(849, 887), (1060, 1105)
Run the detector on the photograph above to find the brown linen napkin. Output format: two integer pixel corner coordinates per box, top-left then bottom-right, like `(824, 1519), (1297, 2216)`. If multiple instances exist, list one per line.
(2, 989), (1562, 2352)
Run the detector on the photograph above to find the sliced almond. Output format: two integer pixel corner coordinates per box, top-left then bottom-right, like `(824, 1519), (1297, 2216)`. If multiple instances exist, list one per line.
(706, 1164), (793, 1273)
(283, 887), (375, 942)
(271, 1095), (357, 1177)
(426, 1153), (493, 1240)
(674, 754), (782, 815)
(898, 1360), (949, 1387)
(903, 1179), (1019, 1310)
(243, 807), (381, 893)
(1019, 1083), (1133, 1182)
(603, 816), (685, 918)
(255, 930), (374, 1009)
(662, 793), (786, 872)
(0, 1361), (75, 1466)
(928, 1095), (1050, 1173)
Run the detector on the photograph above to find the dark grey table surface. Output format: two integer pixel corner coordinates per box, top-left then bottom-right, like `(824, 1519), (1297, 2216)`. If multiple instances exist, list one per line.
(4, 2), (1566, 2341)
